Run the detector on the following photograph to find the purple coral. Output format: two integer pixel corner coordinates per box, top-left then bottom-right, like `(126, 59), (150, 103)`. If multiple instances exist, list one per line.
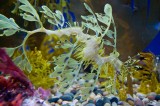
(34, 87), (51, 100)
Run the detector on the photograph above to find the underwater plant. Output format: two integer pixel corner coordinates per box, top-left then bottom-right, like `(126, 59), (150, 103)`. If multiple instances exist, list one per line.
(0, 0), (122, 100)
(24, 48), (56, 89)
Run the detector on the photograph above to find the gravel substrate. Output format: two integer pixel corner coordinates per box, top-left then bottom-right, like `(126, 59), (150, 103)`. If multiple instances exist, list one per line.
(45, 83), (160, 106)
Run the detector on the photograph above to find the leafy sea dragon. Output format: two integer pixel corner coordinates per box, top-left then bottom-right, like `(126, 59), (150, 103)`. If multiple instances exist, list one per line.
(0, 0), (122, 100)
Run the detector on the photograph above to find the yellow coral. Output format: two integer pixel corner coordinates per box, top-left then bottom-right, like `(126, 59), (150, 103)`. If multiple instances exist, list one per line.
(24, 48), (56, 89)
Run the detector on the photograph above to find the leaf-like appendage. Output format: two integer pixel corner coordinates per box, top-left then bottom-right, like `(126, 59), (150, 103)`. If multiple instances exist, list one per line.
(12, 53), (32, 72)
(20, 13), (38, 22)
(103, 40), (114, 47)
(106, 30), (115, 39)
(82, 73), (95, 80)
(83, 22), (102, 35)
(73, 72), (96, 100)
(60, 40), (73, 49)
(41, 6), (65, 28)
(0, 14), (20, 36)
(84, 3), (94, 14)
(53, 54), (68, 66)
(5, 48), (16, 57)
(104, 4), (112, 15)
(81, 3), (117, 49)
(95, 13), (110, 26)
(68, 58), (79, 68)
(3, 29), (18, 36)
(19, 0), (41, 24)
(13, 55), (23, 65)
(49, 66), (63, 78)
(81, 15), (97, 23)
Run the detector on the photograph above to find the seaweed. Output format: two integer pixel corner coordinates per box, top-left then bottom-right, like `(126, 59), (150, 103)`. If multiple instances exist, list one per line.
(24, 48), (56, 89)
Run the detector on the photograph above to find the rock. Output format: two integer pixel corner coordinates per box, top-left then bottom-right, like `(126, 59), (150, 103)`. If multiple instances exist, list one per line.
(76, 103), (83, 106)
(88, 100), (94, 103)
(103, 97), (111, 104)
(51, 102), (56, 105)
(55, 104), (61, 106)
(146, 101), (157, 106)
(155, 95), (160, 101)
(70, 89), (77, 95)
(48, 97), (59, 103)
(126, 94), (134, 100)
(70, 99), (78, 106)
(57, 99), (63, 104)
(94, 94), (102, 100)
(95, 99), (104, 106)
(90, 92), (96, 100)
(64, 93), (74, 99)
(147, 92), (157, 101)
(61, 104), (70, 106)
(94, 89), (103, 95)
(134, 98), (144, 106)
(60, 95), (73, 101)
(55, 92), (63, 97)
(156, 102), (160, 106)
(142, 98), (149, 104)
(103, 92), (108, 96)
(79, 79), (85, 85)
(136, 93), (146, 100)
(85, 103), (96, 106)
(93, 87), (98, 92)
(146, 104), (155, 106)
(127, 100), (134, 106)
(75, 96), (81, 100)
(117, 101), (123, 105)
(62, 101), (71, 105)
(110, 97), (118, 104)
(104, 103), (111, 106)
(112, 102), (117, 106)
(42, 101), (52, 106)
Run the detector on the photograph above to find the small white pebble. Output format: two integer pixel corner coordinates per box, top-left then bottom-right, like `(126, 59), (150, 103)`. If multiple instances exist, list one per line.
(51, 102), (55, 105)
(70, 99), (79, 106)
(107, 94), (115, 99)
(127, 94), (134, 100)
(42, 101), (52, 106)
(90, 92), (96, 100)
(104, 103), (111, 106)
(95, 94), (102, 100)
(142, 98), (149, 104)
(57, 99), (63, 104)
(62, 101), (72, 105)
(136, 93), (146, 99)
(112, 102), (117, 106)
(103, 91), (108, 96)
(79, 79), (85, 85)
(72, 85), (77, 89)
(55, 92), (62, 97)
(54, 103), (60, 106)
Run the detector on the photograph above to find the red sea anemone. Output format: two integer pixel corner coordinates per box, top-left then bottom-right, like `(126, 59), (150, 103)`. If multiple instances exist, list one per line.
(0, 48), (34, 106)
